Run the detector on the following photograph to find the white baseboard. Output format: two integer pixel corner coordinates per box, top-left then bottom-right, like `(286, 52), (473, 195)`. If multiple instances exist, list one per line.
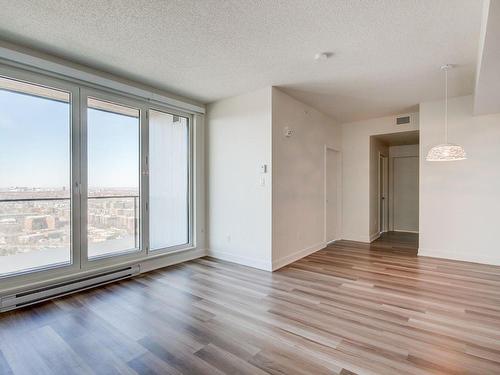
(393, 229), (419, 234)
(341, 234), (371, 243)
(343, 233), (378, 243)
(418, 248), (500, 266)
(326, 238), (341, 245)
(207, 249), (272, 271)
(272, 241), (326, 271)
(369, 232), (381, 242)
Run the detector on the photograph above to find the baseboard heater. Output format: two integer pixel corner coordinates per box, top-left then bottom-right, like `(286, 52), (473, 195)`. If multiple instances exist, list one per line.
(0, 265), (140, 313)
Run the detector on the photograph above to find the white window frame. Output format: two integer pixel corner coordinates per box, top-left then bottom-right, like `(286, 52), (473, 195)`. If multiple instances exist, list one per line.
(0, 62), (196, 291)
(0, 64), (81, 288)
(147, 106), (194, 254)
(80, 88), (148, 270)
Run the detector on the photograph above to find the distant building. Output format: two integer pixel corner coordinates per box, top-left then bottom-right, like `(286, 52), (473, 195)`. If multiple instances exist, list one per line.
(24, 215), (55, 231)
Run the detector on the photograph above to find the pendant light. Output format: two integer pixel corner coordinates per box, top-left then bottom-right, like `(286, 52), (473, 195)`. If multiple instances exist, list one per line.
(426, 64), (467, 161)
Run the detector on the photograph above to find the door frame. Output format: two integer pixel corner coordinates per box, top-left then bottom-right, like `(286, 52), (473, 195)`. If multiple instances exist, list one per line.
(324, 146), (342, 244)
(378, 152), (389, 234)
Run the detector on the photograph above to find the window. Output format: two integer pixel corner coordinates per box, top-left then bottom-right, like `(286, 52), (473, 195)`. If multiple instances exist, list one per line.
(149, 110), (189, 250)
(86, 98), (141, 259)
(0, 76), (72, 276)
(0, 65), (195, 282)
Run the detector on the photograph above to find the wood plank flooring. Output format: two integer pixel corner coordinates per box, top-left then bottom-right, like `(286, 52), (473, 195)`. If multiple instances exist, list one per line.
(1, 232), (500, 374)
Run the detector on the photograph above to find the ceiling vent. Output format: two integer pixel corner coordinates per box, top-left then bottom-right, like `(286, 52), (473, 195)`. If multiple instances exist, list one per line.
(396, 116), (411, 125)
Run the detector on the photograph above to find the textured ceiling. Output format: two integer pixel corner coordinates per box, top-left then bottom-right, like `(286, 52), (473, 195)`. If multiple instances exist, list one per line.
(0, 0), (484, 122)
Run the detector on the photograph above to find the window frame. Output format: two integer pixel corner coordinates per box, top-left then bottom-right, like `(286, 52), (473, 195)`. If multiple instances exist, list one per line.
(0, 64), (81, 286)
(147, 106), (194, 254)
(80, 88), (148, 270)
(0, 63), (196, 290)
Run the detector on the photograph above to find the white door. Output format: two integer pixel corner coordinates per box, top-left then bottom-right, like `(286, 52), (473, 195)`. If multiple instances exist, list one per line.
(326, 149), (339, 242)
(393, 156), (419, 232)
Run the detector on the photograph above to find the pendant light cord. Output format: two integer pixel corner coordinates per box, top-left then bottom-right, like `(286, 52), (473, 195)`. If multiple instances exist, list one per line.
(444, 67), (448, 144)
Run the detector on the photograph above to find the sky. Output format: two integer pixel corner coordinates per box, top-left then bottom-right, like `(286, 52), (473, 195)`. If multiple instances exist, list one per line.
(0, 89), (139, 190)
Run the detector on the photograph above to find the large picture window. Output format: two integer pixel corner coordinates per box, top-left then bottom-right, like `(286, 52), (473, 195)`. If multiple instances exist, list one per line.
(0, 65), (194, 282)
(0, 76), (72, 276)
(86, 98), (141, 259)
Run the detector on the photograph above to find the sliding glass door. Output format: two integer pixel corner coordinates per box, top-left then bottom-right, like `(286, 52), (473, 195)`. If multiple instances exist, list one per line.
(0, 74), (77, 277)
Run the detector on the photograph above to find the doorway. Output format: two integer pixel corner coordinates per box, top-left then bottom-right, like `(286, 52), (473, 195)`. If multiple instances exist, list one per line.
(325, 148), (341, 243)
(370, 130), (419, 242)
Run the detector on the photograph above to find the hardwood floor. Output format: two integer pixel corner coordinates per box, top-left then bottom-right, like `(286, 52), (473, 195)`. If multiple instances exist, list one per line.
(1, 232), (500, 374)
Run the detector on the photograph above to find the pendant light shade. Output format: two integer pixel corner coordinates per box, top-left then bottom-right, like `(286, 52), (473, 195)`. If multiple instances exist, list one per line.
(426, 64), (467, 162)
(426, 143), (466, 161)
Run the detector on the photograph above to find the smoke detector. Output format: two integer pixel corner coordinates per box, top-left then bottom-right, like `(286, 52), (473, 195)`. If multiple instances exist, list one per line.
(314, 52), (332, 61)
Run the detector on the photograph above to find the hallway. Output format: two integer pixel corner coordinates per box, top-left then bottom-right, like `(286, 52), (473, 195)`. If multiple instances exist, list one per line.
(372, 231), (418, 254)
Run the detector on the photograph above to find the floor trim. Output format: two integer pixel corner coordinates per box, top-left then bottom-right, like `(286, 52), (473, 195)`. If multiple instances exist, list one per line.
(418, 247), (500, 266)
(272, 241), (326, 271)
(207, 249), (272, 271)
(369, 232), (381, 242)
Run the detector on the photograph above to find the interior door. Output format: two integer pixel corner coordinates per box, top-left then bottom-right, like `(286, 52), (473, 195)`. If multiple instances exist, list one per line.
(326, 149), (339, 242)
(393, 156), (419, 232)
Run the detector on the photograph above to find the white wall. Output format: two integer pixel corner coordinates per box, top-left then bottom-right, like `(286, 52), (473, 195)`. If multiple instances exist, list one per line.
(271, 89), (341, 270)
(206, 88), (273, 270)
(419, 95), (500, 265)
(207, 88), (340, 271)
(342, 114), (419, 242)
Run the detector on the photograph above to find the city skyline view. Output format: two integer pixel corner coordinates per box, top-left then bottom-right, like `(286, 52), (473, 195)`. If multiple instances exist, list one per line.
(1, 84), (141, 275)
(1, 78), (188, 277)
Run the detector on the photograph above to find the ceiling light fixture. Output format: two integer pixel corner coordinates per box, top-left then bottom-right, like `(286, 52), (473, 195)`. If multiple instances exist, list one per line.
(426, 64), (467, 162)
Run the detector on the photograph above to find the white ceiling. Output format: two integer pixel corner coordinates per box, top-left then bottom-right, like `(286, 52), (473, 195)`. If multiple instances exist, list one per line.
(0, 0), (484, 123)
